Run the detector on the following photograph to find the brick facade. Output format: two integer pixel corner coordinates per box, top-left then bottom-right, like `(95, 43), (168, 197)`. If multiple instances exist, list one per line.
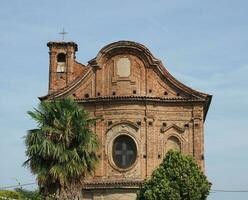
(40, 41), (212, 200)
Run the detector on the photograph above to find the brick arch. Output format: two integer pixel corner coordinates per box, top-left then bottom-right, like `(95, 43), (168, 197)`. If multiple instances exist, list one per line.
(162, 133), (185, 158)
(165, 136), (181, 153)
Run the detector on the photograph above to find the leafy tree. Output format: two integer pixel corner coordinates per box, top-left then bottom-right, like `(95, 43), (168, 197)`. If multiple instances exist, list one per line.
(137, 150), (211, 200)
(24, 98), (99, 199)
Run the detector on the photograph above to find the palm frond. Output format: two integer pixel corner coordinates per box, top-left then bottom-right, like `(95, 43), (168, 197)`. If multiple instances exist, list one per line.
(24, 98), (99, 196)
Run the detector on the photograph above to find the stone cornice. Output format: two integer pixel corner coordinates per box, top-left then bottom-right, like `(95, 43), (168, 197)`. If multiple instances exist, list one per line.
(75, 96), (205, 104)
(82, 179), (144, 189)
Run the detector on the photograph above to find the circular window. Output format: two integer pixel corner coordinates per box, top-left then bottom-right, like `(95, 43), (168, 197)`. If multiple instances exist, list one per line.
(112, 135), (137, 169)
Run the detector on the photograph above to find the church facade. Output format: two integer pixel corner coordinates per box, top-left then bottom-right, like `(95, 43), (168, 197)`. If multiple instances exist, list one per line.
(40, 41), (212, 200)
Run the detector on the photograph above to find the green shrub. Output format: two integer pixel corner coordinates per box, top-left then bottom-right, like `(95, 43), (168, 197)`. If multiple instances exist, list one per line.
(15, 188), (42, 200)
(0, 190), (20, 199)
(15, 188), (55, 200)
(0, 189), (55, 200)
(137, 150), (211, 200)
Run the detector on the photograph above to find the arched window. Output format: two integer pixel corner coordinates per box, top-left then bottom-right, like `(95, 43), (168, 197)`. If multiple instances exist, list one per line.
(112, 135), (137, 169)
(165, 136), (181, 153)
(57, 53), (66, 62)
(57, 53), (66, 72)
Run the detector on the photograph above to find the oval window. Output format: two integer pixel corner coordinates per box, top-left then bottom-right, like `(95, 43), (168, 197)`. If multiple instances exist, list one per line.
(112, 135), (137, 169)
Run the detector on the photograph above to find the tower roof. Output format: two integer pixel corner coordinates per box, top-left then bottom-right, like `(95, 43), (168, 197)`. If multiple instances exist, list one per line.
(47, 41), (78, 51)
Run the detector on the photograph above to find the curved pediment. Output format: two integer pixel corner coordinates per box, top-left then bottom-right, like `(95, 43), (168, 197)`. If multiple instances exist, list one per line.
(89, 41), (211, 99)
(88, 40), (162, 68)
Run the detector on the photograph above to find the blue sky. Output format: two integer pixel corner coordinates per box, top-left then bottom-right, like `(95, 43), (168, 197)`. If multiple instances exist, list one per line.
(0, 0), (248, 199)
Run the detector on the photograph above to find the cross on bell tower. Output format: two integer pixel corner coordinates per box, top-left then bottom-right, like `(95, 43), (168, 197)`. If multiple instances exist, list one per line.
(59, 28), (68, 41)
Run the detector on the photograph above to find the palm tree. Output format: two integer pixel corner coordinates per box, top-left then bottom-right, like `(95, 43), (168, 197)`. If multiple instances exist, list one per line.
(24, 98), (99, 200)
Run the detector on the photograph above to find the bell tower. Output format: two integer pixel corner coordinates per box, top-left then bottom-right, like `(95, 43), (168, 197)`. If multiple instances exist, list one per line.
(47, 41), (78, 93)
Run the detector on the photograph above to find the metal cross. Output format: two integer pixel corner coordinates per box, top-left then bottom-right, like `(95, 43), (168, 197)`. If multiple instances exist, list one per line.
(59, 28), (68, 41)
(115, 143), (134, 166)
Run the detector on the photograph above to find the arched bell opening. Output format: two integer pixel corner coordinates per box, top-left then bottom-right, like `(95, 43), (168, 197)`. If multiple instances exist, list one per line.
(56, 53), (66, 73)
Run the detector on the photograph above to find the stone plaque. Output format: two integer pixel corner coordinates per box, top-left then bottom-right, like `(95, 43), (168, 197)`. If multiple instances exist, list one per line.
(116, 58), (131, 77)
